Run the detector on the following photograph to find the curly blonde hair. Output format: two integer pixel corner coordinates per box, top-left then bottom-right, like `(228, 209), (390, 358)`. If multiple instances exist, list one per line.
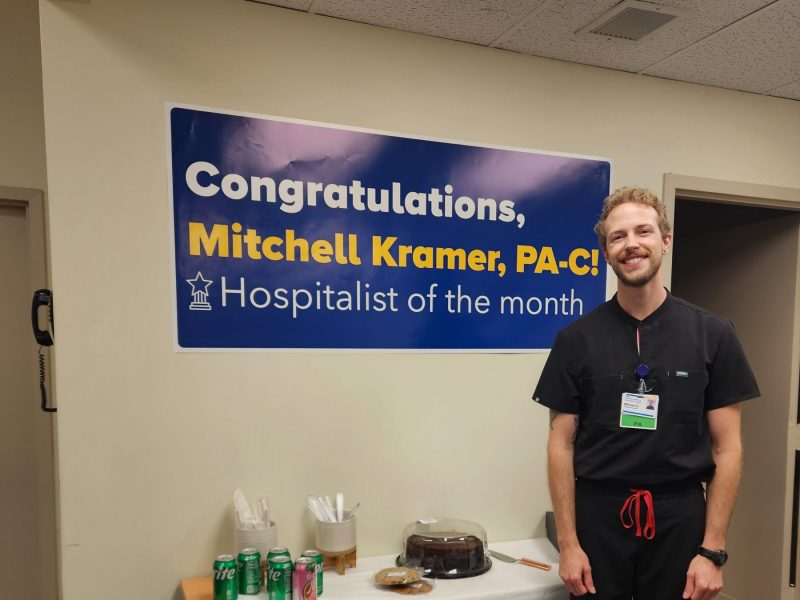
(594, 187), (671, 248)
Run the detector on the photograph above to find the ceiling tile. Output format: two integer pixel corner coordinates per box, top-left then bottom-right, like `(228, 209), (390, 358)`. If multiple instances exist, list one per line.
(768, 79), (800, 100)
(311, 0), (549, 45)
(642, 0), (800, 93)
(247, 0), (800, 101)
(496, 0), (775, 74)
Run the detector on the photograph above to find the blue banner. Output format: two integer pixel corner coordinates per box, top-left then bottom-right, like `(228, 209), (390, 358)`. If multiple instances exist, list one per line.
(169, 105), (610, 350)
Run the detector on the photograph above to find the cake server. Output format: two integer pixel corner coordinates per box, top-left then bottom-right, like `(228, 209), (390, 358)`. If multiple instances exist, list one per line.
(488, 549), (552, 571)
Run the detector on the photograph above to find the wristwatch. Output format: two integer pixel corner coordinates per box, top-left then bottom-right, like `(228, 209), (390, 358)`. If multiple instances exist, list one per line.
(697, 546), (728, 566)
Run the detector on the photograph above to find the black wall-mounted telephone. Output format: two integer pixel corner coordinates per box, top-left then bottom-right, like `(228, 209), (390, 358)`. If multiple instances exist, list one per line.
(32, 289), (54, 346)
(31, 289), (56, 412)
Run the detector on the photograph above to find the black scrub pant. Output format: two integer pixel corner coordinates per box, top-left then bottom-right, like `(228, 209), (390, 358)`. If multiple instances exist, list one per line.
(573, 478), (706, 600)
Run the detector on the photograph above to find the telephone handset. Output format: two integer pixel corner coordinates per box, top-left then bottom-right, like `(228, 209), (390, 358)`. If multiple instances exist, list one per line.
(32, 289), (54, 346)
(31, 289), (56, 412)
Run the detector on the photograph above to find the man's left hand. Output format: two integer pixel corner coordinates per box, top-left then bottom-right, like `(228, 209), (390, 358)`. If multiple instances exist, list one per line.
(683, 555), (723, 600)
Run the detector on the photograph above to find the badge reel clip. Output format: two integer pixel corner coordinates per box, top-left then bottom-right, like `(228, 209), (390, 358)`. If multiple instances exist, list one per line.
(635, 363), (652, 394)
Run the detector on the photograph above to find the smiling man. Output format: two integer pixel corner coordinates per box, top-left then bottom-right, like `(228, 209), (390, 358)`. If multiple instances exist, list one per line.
(533, 187), (760, 600)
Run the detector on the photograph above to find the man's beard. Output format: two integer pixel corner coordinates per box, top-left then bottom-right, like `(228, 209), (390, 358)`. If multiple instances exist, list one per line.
(610, 253), (662, 288)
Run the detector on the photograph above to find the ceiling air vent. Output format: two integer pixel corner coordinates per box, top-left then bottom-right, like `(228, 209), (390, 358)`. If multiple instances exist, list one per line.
(576, 1), (689, 43)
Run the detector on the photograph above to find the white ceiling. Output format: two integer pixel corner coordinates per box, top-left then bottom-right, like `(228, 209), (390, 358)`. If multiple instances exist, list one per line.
(249, 0), (800, 101)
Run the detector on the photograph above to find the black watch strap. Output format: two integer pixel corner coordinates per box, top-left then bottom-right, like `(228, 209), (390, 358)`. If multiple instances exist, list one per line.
(697, 546), (728, 566)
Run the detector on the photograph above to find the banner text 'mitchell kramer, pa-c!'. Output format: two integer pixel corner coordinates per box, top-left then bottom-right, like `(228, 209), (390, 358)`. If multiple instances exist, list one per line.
(188, 222), (600, 278)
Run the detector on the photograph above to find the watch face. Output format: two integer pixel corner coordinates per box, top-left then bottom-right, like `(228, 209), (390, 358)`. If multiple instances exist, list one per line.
(717, 550), (728, 566)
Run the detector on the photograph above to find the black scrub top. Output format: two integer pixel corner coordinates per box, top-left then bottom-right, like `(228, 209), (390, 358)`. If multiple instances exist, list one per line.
(533, 292), (760, 486)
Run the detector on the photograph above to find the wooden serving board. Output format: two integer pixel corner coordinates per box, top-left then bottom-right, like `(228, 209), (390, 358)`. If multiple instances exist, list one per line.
(180, 576), (212, 600)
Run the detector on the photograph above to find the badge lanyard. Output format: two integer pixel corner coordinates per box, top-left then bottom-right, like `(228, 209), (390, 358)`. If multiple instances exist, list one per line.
(635, 328), (652, 394)
(620, 329), (658, 432)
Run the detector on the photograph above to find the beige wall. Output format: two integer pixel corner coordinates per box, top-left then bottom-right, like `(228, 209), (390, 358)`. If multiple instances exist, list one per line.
(1, 0), (46, 189)
(36, 1), (800, 599)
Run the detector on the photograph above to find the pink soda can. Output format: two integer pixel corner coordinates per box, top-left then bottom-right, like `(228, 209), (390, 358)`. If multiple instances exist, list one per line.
(292, 557), (317, 600)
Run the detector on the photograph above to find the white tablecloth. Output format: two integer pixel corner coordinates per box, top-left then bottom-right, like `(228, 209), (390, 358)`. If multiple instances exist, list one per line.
(310, 538), (566, 600)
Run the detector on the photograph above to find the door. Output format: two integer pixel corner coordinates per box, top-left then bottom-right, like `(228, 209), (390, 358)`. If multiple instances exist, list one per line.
(672, 199), (799, 600)
(0, 195), (57, 599)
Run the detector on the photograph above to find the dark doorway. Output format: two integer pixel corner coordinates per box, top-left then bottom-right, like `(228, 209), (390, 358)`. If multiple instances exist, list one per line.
(672, 197), (800, 600)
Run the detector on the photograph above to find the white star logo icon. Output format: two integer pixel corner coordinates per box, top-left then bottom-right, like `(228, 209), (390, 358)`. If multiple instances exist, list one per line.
(186, 272), (213, 295)
(186, 272), (214, 311)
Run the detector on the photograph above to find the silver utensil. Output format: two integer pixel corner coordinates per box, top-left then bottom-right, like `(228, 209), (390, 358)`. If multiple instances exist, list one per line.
(489, 549), (551, 571)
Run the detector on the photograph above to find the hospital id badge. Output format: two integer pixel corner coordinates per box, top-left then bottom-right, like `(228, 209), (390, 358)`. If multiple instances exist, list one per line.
(620, 393), (659, 430)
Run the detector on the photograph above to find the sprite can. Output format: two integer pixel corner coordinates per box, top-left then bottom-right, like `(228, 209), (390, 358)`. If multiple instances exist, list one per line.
(301, 550), (323, 596)
(237, 548), (261, 595)
(268, 555), (294, 600)
(267, 547), (291, 561)
(293, 557), (317, 600)
(213, 555), (238, 600)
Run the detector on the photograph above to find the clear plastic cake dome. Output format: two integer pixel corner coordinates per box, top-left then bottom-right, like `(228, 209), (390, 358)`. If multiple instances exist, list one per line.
(396, 518), (491, 578)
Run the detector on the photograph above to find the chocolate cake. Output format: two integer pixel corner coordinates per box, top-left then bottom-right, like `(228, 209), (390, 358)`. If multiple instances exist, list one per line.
(404, 533), (485, 575)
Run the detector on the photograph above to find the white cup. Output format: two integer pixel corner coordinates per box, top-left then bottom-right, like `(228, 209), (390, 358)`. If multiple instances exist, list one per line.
(315, 517), (356, 553)
(234, 521), (278, 557)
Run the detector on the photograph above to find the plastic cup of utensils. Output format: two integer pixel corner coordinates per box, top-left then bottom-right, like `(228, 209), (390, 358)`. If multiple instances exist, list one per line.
(234, 520), (278, 557)
(315, 514), (356, 553)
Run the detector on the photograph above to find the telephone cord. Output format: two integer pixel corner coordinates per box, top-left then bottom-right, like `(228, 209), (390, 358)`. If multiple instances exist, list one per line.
(39, 348), (56, 413)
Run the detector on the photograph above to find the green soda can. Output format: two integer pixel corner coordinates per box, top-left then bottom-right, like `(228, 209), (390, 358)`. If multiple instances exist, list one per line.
(267, 555), (294, 600)
(301, 550), (323, 596)
(267, 547), (291, 562)
(213, 555), (238, 600)
(237, 548), (261, 595)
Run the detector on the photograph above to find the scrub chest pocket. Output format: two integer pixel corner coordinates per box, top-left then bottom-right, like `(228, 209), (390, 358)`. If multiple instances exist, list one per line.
(579, 374), (628, 428)
(663, 370), (708, 426)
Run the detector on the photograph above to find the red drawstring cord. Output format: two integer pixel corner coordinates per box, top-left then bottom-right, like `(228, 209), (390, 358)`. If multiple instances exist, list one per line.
(620, 489), (655, 539)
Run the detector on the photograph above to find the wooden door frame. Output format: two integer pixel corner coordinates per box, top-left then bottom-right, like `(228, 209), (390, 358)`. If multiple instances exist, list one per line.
(0, 185), (59, 597)
(662, 174), (800, 289)
(0, 186), (50, 374)
(0, 185), (48, 290)
(663, 173), (800, 599)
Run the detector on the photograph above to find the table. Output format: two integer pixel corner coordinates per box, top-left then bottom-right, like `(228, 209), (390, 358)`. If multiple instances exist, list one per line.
(181, 538), (567, 600)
